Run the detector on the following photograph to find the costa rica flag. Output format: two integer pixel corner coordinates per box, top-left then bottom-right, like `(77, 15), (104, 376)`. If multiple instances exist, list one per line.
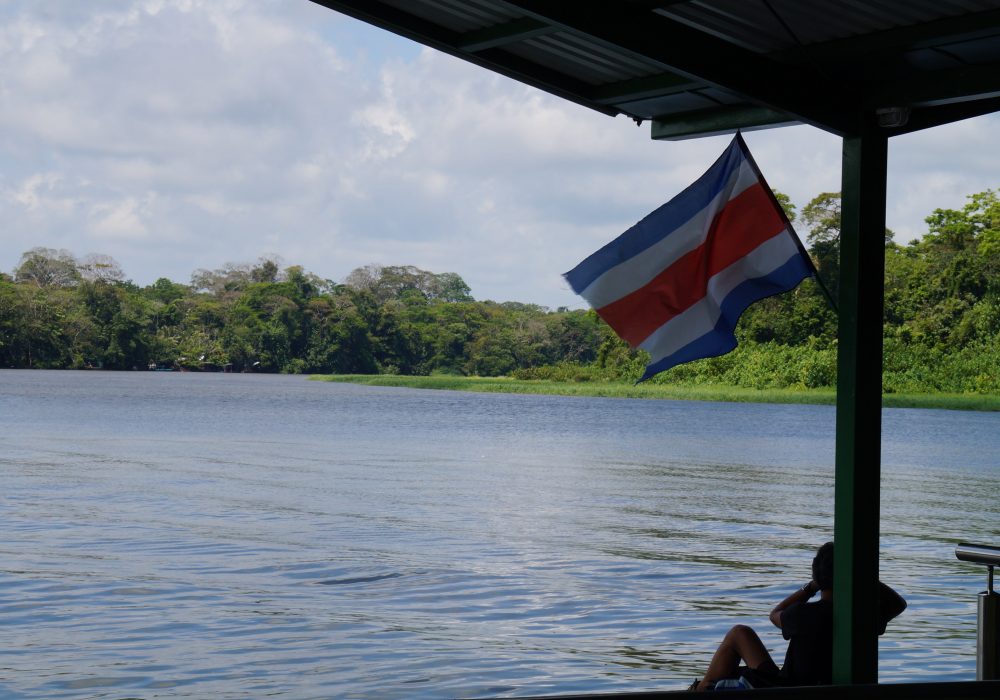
(564, 133), (815, 382)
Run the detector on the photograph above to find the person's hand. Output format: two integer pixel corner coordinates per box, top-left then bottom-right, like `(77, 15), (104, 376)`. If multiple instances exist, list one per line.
(801, 580), (818, 596)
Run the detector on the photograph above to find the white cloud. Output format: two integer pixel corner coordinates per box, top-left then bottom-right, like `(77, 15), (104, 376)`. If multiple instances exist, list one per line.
(0, 1), (997, 307)
(89, 196), (152, 239)
(11, 173), (57, 210)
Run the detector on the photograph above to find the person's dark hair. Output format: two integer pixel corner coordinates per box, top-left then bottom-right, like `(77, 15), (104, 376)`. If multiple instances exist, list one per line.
(812, 542), (834, 590)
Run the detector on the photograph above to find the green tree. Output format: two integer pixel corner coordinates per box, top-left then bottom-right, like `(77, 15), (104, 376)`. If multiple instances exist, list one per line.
(800, 192), (895, 299)
(595, 326), (647, 382)
(418, 301), (485, 373)
(921, 189), (1000, 298)
(772, 189), (797, 223)
(430, 272), (473, 302)
(78, 280), (152, 369)
(544, 309), (603, 363)
(144, 278), (189, 304)
(251, 257), (282, 284)
(222, 281), (307, 372)
(370, 301), (432, 374)
(302, 295), (377, 373)
(170, 295), (229, 369)
(801, 192), (842, 297)
(738, 279), (835, 347)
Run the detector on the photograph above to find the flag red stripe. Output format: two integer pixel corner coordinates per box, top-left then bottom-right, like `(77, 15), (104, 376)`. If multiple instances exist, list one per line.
(597, 182), (786, 346)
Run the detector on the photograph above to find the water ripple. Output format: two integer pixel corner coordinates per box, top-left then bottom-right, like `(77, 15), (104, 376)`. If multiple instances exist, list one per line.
(1, 370), (997, 697)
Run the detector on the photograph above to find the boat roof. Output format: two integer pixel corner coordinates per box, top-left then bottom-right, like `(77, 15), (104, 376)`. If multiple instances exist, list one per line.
(310, 0), (1000, 139)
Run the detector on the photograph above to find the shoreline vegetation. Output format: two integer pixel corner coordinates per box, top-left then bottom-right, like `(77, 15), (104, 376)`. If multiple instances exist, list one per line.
(3, 189), (998, 403)
(312, 374), (1000, 412)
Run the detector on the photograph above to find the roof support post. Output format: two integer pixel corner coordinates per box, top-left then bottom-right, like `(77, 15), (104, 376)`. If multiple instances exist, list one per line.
(833, 129), (887, 685)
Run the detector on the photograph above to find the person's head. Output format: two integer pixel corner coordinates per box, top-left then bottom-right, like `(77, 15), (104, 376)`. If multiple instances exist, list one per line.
(812, 541), (834, 591)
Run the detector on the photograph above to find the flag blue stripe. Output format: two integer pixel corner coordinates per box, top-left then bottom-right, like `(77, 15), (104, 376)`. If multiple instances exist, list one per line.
(564, 138), (746, 295)
(638, 253), (812, 382)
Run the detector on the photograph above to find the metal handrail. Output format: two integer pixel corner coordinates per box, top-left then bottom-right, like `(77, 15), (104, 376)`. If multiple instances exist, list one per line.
(956, 542), (1000, 681)
(956, 543), (1000, 570)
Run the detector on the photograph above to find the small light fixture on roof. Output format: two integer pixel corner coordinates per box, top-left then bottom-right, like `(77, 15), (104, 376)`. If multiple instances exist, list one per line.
(876, 106), (911, 128)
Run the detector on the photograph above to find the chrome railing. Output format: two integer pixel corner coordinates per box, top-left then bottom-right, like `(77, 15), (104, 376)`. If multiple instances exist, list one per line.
(956, 542), (1000, 681)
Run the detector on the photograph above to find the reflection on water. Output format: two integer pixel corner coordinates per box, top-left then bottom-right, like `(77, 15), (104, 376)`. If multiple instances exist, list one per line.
(1, 370), (998, 698)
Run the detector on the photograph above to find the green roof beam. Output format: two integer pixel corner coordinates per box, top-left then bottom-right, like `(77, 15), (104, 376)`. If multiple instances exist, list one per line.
(650, 104), (797, 140)
(588, 72), (700, 104)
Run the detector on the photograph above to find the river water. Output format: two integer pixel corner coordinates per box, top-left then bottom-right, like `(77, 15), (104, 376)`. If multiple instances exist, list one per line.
(1, 370), (998, 698)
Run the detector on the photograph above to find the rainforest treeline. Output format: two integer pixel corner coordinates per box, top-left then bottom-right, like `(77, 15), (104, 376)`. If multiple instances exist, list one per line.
(2, 189), (998, 393)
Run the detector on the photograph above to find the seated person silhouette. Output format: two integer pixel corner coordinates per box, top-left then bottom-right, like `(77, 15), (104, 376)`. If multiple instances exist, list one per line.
(693, 542), (906, 691)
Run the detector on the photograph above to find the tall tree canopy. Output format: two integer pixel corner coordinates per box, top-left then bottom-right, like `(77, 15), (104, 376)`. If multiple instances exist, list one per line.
(2, 188), (997, 394)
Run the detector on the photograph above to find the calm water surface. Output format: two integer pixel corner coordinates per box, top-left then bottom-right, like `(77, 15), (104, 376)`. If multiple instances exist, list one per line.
(1, 370), (998, 698)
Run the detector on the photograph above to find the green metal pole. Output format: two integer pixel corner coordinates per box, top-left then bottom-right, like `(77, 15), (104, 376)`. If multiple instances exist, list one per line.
(833, 129), (888, 685)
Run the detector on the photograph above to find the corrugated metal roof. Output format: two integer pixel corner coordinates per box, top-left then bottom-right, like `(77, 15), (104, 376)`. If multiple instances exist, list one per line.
(311, 0), (1000, 138)
(511, 33), (668, 85)
(380, 0), (518, 33)
(658, 0), (1000, 51)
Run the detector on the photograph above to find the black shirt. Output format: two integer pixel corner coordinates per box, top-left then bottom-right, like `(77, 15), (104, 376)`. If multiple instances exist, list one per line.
(778, 585), (902, 686)
(779, 599), (834, 685)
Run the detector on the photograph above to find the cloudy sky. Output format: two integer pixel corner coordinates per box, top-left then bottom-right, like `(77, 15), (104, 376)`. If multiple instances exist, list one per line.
(2, 0), (998, 308)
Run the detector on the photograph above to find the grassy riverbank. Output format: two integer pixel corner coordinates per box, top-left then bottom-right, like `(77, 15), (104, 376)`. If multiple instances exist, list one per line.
(311, 374), (1000, 411)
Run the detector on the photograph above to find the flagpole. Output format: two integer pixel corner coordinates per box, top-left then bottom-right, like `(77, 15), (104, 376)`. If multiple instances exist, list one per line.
(734, 132), (839, 315)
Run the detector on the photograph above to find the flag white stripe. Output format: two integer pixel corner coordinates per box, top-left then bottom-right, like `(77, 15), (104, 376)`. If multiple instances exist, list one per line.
(638, 231), (800, 362)
(579, 161), (759, 310)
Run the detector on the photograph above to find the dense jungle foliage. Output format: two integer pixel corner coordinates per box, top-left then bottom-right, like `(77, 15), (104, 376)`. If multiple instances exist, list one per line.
(2, 189), (998, 394)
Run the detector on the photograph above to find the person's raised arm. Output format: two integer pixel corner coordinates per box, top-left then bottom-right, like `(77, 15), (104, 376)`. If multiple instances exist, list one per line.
(769, 580), (817, 629)
(877, 581), (907, 634)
